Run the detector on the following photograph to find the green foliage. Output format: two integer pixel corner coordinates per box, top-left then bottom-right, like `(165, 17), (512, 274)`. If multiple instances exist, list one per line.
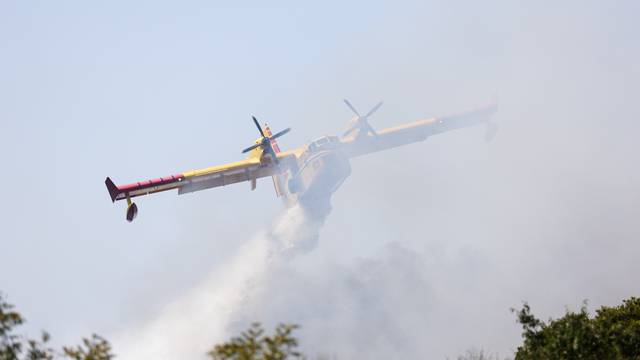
(209, 323), (303, 360)
(23, 332), (55, 360)
(595, 298), (640, 358)
(0, 293), (113, 360)
(7, 288), (640, 360)
(0, 294), (55, 360)
(1, 293), (25, 360)
(513, 297), (640, 360)
(62, 335), (113, 360)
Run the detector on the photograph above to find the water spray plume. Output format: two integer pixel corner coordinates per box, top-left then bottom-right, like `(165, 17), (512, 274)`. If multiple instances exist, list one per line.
(113, 204), (325, 360)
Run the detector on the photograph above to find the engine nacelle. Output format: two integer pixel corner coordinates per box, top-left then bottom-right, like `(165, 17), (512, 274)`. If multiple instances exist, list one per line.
(126, 202), (138, 222)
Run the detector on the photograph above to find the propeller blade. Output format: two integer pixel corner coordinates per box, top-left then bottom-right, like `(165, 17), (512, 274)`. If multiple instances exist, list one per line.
(364, 101), (383, 118)
(270, 127), (291, 140)
(242, 143), (262, 154)
(343, 99), (360, 117)
(252, 116), (265, 137)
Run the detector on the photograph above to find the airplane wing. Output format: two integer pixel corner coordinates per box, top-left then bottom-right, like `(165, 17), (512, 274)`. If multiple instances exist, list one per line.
(105, 152), (298, 203)
(340, 104), (497, 158)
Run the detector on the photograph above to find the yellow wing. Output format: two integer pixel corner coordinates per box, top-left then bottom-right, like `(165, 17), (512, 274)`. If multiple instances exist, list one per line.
(178, 152), (298, 195)
(105, 152), (299, 202)
(340, 105), (497, 158)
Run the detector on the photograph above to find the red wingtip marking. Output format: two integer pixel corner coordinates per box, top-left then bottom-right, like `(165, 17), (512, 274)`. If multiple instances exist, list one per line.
(117, 173), (185, 191)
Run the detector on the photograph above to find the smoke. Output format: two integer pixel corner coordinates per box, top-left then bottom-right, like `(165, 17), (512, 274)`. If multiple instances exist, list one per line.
(234, 241), (437, 359)
(113, 195), (451, 359)
(225, 232), (518, 359)
(113, 194), (510, 359)
(113, 204), (325, 360)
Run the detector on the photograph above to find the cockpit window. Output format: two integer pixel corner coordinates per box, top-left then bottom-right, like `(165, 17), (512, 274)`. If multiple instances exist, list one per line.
(313, 136), (337, 147)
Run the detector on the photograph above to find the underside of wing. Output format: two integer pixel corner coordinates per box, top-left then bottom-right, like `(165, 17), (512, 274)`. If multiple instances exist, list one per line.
(105, 152), (299, 222)
(179, 159), (276, 195)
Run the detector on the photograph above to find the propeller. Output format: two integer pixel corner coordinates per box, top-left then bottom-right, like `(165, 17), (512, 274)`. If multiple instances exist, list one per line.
(342, 99), (382, 137)
(242, 116), (291, 154)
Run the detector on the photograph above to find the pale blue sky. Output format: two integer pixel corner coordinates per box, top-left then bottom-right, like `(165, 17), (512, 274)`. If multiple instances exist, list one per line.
(1, 1), (639, 357)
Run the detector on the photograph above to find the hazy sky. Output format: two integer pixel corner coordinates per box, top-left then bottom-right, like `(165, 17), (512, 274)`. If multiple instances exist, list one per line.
(1, 1), (639, 358)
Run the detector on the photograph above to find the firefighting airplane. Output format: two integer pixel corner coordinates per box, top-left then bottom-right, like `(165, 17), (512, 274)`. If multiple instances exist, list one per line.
(105, 100), (497, 221)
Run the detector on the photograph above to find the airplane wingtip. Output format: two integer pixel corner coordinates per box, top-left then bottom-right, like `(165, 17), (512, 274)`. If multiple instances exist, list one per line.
(105, 177), (119, 203)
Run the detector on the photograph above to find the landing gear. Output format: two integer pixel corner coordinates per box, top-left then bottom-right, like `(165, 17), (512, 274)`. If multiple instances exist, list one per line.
(125, 196), (138, 222)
